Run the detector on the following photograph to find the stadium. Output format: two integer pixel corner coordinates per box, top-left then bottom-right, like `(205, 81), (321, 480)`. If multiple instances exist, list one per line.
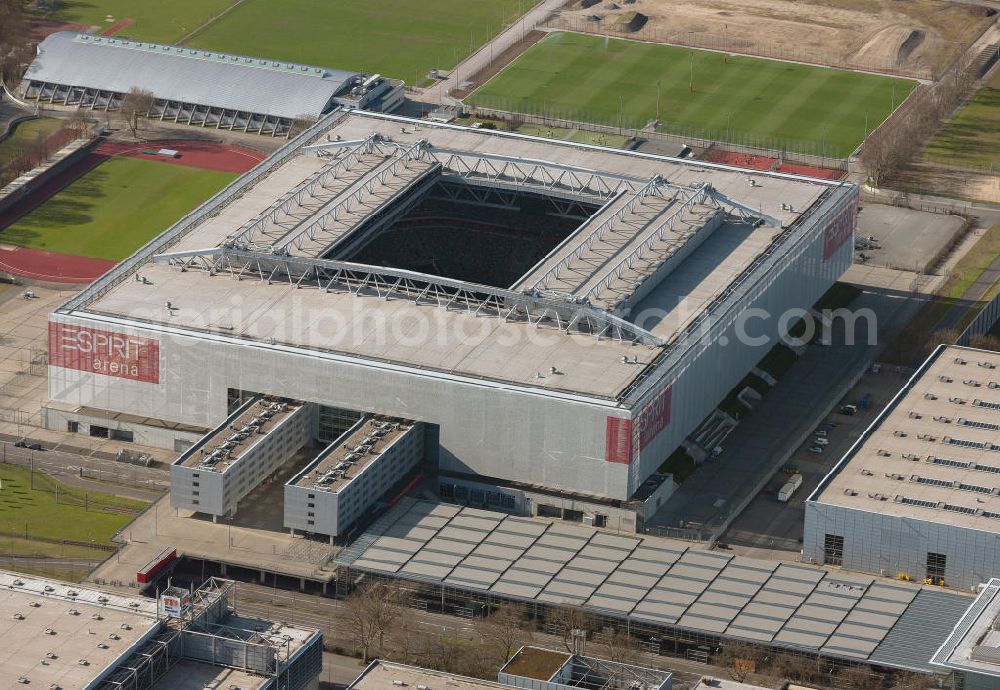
(45, 109), (857, 531)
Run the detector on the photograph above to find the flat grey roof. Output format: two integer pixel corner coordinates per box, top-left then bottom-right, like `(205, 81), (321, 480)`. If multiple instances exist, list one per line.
(350, 660), (521, 689)
(152, 659), (269, 690)
(67, 111), (847, 402)
(338, 499), (972, 672)
(177, 398), (301, 471)
(291, 416), (412, 492)
(24, 32), (357, 119)
(812, 345), (1000, 530)
(0, 570), (159, 690)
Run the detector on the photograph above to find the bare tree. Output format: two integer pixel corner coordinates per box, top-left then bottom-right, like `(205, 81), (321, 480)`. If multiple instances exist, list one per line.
(924, 327), (962, 356)
(595, 625), (641, 666)
(474, 602), (531, 666)
(890, 670), (931, 690)
(969, 333), (1000, 352)
(547, 604), (598, 653)
(288, 114), (318, 137)
(119, 87), (155, 137)
(342, 581), (408, 663)
(717, 641), (762, 682)
(840, 664), (879, 690)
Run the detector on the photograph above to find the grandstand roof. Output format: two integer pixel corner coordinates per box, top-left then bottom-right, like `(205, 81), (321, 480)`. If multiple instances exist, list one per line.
(63, 111), (851, 403)
(337, 499), (973, 673)
(811, 345), (1000, 530)
(23, 32), (358, 119)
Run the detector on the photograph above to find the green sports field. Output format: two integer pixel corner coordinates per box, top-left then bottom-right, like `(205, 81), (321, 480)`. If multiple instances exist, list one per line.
(185, 0), (538, 82)
(924, 85), (1000, 169)
(0, 462), (146, 547)
(0, 157), (235, 260)
(468, 32), (917, 158)
(55, 0), (233, 44)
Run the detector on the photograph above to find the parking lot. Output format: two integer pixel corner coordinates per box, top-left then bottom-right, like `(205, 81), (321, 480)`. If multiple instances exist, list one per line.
(855, 203), (965, 273)
(718, 366), (911, 561)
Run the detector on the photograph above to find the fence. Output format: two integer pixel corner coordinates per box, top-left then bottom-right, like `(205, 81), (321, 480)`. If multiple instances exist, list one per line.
(468, 102), (849, 170)
(957, 290), (1000, 346)
(544, 17), (935, 80)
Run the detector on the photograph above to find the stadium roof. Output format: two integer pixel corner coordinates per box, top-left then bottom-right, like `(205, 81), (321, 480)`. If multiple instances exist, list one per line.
(24, 32), (359, 119)
(337, 498), (973, 672)
(62, 111), (851, 403)
(810, 345), (1000, 530)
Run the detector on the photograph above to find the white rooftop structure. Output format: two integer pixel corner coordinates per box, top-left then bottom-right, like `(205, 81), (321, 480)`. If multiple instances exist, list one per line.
(813, 345), (1000, 529)
(932, 578), (1000, 682)
(23, 32), (359, 120)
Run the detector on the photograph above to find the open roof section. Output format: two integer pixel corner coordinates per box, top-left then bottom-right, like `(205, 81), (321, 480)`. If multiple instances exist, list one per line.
(338, 499), (973, 673)
(61, 110), (849, 402)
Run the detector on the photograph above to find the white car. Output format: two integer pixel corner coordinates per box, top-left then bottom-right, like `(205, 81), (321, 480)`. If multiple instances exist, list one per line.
(813, 437), (829, 446)
(809, 446), (824, 454)
(815, 429), (827, 437)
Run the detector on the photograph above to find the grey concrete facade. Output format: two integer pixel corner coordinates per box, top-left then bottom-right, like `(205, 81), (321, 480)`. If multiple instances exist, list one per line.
(803, 501), (1000, 591)
(170, 399), (312, 518)
(285, 418), (424, 538)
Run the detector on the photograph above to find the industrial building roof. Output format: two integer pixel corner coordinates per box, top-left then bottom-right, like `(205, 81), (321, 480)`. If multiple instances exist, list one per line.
(64, 110), (849, 403)
(931, 577), (1000, 679)
(291, 416), (412, 492)
(176, 397), (301, 471)
(338, 499), (973, 672)
(811, 345), (1000, 530)
(24, 32), (358, 119)
(151, 660), (270, 690)
(0, 571), (158, 690)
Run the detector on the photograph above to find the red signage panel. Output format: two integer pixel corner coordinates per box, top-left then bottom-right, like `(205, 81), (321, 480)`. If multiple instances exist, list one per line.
(605, 417), (634, 464)
(48, 322), (160, 383)
(633, 384), (672, 452)
(822, 197), (858, 261)
(605, 384), (673, 464)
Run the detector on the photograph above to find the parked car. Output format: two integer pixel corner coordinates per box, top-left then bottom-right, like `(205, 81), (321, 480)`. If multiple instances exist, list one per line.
(839, 404), (858, 416)
(815, 429), (828, 437)
(814, 437), (830, 446)
(809, 446), (824, 454)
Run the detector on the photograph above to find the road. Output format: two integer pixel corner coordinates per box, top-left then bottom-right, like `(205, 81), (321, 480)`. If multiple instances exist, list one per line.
(419, 0), (564, 106)
(0, 440), (169, 497)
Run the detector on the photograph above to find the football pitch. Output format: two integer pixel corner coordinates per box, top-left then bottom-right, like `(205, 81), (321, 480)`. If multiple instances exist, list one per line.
(0, 157), (235, 260)
(55, 0), (234, 44)
(184, 0), (539, 82)
(468, 32), (917, 158)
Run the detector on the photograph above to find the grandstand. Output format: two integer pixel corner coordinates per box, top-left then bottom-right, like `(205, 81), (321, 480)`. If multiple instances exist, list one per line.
(45, 110), (857, 527)
(19, 32), (403, 136)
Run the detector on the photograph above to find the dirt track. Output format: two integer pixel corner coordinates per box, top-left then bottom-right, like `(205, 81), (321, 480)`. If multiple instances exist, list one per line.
(553, 0), (996, 77)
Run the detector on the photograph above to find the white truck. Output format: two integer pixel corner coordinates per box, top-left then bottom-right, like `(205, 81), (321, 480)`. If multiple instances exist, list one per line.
(778, 473), (803, 503)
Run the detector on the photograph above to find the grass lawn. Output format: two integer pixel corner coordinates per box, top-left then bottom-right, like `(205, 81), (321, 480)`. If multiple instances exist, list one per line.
(0, 157), (235, 260)
(0, 462), (146, 546)
(184, 0), (538, 82)
(923, 86), (1000, 169)
(468, 32), (917, 157)
(0, 118), (63, 169)
(53, 0), (235, 44)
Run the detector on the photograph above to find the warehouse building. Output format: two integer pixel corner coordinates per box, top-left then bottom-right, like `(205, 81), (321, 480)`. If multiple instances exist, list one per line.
(336, 498), (972, 675)
(46, 110), (857, 528)
(0, 570), (321, 690)
(804, 345), (1000, 591)
(19, 32), (402, 136)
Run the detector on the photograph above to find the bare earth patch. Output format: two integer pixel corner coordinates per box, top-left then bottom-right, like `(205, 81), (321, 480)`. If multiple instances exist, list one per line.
(551, 0), (994, 77)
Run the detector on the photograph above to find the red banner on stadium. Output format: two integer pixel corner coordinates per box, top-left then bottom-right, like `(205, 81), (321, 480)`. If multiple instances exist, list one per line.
(48, 323), (160, 383)
(822, 199), (858, 261)
(605, 417), (633, 464)
(605, 384), (673, 464)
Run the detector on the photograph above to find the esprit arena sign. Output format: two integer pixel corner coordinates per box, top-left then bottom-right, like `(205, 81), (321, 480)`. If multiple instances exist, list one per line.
(48, 323), (160, 383)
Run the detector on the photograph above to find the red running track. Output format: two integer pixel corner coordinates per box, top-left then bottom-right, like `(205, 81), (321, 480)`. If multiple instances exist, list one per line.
(704, 149), (844, 181)
(100, 18), (134, 36)
(0, 139), (265, 284)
